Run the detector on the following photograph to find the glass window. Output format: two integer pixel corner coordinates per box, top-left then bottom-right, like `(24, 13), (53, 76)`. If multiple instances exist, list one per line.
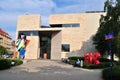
(50, 24), (62, 27)
(62, 24), (80, 27)
(30, 32), (33, 36)
(19, 31), (38, 36)
(62, 24), (71, 27)
(41, 37), (48, 41)
(72, 24), (80, 27)
(50, 23), (80, 28)
(32, 31), (38, 36)
(62, 44), (70, 52)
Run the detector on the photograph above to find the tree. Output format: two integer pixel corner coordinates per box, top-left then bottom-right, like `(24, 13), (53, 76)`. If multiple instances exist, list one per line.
(93, 0), (120, 60)
(0, 45), (8, 55)
(115, 32), (120, 58)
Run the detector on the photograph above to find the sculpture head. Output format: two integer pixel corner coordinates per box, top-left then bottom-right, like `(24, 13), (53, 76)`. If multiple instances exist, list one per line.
(18, 33), (26, 40)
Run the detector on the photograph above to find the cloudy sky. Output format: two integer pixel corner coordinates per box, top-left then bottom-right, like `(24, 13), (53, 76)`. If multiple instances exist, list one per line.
(0, 0), (106, 39)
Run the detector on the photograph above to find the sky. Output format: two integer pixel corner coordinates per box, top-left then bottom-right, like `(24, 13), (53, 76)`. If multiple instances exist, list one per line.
(0, 0), (106, 39)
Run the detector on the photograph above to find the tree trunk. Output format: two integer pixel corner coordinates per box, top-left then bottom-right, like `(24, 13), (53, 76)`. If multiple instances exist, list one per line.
(111, 53), (114, 61)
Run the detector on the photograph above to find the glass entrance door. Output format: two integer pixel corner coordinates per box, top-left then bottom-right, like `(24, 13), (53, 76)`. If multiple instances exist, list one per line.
(40, 35), (51, 59)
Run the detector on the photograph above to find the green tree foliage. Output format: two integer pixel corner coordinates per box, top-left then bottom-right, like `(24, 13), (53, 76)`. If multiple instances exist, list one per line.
(93, 0), (120, 60)
(0, 45), (8, 55)
(115, 32), (120, 58)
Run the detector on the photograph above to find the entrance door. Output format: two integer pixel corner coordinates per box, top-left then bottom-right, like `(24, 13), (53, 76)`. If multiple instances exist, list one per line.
(40, 35), (51, 59)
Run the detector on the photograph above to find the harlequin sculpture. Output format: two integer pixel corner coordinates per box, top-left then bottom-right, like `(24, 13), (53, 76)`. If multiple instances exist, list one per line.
(14, 33), (30, 60)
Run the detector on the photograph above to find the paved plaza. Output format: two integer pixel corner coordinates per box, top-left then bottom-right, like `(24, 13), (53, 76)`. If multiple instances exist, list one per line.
(0, 60), (103, 80)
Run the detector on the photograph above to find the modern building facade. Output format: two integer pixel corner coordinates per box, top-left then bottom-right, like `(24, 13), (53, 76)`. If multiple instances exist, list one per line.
(0, 28), (12, 52)
(16, 12), (105, 60)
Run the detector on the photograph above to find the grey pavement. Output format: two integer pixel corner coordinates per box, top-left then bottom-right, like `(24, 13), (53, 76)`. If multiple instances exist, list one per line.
(0, 60), (103, 80)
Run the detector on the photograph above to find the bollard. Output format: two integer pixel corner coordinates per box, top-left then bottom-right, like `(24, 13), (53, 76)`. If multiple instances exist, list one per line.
(81, 60), (83, 67)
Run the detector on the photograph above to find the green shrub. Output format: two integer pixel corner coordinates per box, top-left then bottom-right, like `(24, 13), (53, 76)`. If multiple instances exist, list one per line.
(114, 61), (120, 66)
(11, 59), (23, 66)
(0, 59), (23, 70)
(68, 56), (84, 61)
(83, 62), (117, 69)
(99, 62), (111, 68)
(15, 60), (23, 66)
(83, 62), (92, 69)
(0, 45), (8, 55)
(67, 56), (119, 69)
(68, 56), (84, 65)
(68, 56), (84, 64)
(68, 57), (111, 62)
(102, 66), (120, 80)
(69, 59), (76, 65)
(83, 62), (102, 69)
(100, 58), (110, 62)
(0, 59), (12, 70)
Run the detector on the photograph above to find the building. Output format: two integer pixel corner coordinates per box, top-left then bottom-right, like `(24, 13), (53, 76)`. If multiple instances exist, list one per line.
(16, 12), (105, 60)
(0, 28), (12, 52)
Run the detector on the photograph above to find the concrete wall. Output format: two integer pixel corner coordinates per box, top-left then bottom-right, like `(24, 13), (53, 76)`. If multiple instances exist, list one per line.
(51, 31), (61, 60)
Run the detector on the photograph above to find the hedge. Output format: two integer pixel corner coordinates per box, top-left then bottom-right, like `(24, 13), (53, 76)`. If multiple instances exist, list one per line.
(0, 59), (12, 70)
(114, 61), (120, 66)
(102, 66), (120, 80)
(83, 62), (116, 69)
(0, 59), (23, 70)
(68, 56), (111, 62)
(13, 59), (23, 66)
(67, 56), (118, 69)
(68, 56), (84, 61)
(99, 58), (111, 62)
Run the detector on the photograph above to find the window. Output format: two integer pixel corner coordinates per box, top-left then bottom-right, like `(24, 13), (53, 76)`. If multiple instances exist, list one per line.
(71, 24), (80, 27)
(50, 23), (80, 28)
(62, 24), (80, 27)
(41, 37), (48, 41)
(62, 24), (71, 27)
(62, 44), (70, 52)
(50, 24), (62, 28)
(18, 31), (38, 36)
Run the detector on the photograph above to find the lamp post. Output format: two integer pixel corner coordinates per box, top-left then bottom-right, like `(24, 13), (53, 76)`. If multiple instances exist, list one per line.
(105, 33), (114, 80)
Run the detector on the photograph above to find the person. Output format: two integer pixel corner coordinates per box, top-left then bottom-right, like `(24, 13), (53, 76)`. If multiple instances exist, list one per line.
(76, 59), (80, 65)
(74, 59), (81, 67)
